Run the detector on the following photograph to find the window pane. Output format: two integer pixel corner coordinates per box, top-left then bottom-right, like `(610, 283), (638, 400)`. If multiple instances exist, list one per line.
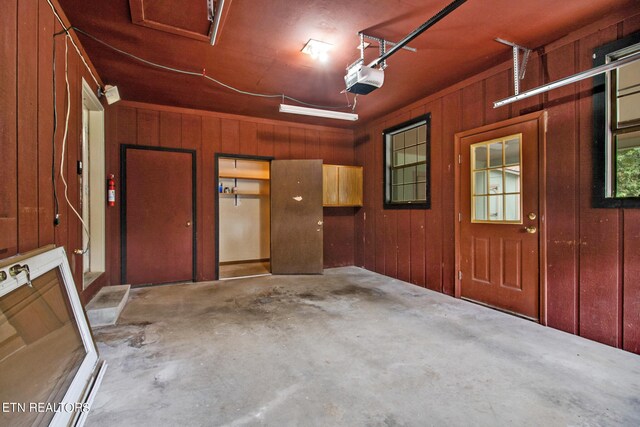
(416, 182), (426, 201)
(392, 185), (401, 201)
(489, 142), (503, 167)
(505, 138), (520, 165)
(474, 171), (487, 195)
(405, 146), (417, 164)
(618, 93), (640, 124)
(393, 133), (405, 150)
(404, 166), (417, 183)
(393, 168), (404, 184)
(417, 164), (427, 182)
(505, 194), (521, 221)
(615, 130), (640, 197)
(394, 150), (405, 166)
(405, 128), (418, 147)
(489, 170), (504, 194)
(417, 143), (427, 162)
(474, 196), (488, 221)
(488, 195), (504, 221)
(418, 124), (427, 143)
(505, 166), (521, 193)
(403, 184), (415, 201)
(474, 145), (487, 169)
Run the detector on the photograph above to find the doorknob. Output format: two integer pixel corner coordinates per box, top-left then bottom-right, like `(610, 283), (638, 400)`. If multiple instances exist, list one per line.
(524, 226), (537, 234)
(186, 221), (192, 227)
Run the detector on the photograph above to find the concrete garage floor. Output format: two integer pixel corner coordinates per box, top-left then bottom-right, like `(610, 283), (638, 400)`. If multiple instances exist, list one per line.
(87, 267), (640, 426)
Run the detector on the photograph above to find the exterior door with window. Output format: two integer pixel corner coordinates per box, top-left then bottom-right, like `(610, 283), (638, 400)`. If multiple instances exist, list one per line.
(457, 114), (543, 320)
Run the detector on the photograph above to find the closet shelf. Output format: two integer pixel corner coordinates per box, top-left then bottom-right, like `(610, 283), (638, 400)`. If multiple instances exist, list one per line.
(219, 192), (268, 197)
(219, 174), (270, 181)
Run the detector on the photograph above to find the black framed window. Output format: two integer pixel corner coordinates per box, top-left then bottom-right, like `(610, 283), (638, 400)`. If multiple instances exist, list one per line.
(383, 114), (431, 209)
(593, 32), (640, 207)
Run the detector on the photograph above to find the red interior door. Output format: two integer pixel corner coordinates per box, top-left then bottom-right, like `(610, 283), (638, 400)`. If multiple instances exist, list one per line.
(459, 118), (540, 320)
(123, 147), (195, 285)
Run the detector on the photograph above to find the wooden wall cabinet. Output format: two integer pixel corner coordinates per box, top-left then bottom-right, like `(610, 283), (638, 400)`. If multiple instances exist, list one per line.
(323, 164), (363, 207)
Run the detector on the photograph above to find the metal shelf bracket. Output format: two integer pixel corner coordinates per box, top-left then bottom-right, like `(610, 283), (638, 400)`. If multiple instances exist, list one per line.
(496, 38), (532, 95)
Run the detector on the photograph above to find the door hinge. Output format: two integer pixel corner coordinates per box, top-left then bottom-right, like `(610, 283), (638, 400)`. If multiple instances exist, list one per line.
(458, 212), (462, 222)
(458, 154), (462, 164)
(458, 271), (462, 280)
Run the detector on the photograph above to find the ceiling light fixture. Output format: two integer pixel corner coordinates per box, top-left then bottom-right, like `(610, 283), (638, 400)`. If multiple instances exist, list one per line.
(279, 104), (358, 121)
(301, 39), (332, 63)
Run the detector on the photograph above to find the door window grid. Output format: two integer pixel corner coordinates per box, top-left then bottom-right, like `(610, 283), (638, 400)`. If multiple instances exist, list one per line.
(471, 134), (522, 223)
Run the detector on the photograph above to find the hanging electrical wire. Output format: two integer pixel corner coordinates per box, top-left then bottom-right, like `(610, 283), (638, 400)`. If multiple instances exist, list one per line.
(58, 35), (91, 255)
(70, 27), (354, 111)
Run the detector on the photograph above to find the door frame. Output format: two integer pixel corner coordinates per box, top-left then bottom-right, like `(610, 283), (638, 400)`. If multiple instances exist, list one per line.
(214, 153), (273, 280)
(454, 111), (548, 325)
(120, 144), (197, 285)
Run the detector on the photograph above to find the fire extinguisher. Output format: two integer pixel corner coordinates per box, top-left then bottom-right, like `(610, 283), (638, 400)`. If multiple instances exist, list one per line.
(107, 174), (116, 207)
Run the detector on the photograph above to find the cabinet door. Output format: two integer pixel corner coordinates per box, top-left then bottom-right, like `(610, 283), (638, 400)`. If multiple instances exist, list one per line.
(338, 166), (363, 206)
(323, 165), (339, 206)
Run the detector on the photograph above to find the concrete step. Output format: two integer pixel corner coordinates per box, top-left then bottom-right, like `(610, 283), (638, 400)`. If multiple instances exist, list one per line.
(86, 285), (130, 328)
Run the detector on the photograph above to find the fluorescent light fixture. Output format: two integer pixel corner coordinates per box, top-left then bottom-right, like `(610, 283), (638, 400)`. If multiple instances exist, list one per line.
(279, 104), (358, 121)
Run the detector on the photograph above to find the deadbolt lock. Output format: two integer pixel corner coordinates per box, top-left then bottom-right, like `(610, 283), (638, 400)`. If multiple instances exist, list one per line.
(528, 212), (537, 220)
(524, 226), (537, 234)
(317, 220), (323, 226)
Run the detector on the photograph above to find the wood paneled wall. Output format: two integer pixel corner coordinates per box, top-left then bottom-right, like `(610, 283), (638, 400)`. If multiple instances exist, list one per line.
(354, 14), (640, 353)
(1, 0), (105, 303)
(106, 102), (356, 283)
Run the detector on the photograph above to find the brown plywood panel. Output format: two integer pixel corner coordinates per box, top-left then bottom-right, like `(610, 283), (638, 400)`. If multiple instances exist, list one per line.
(363, 125), (376, 271)
(544, 42), (579, 334)
(37, 0), (55, 248)
(623, 210), (640, 353)
(137, 109), (160, 146)
(0, 0), (18, 258)
(17, 0), (39, 253)
(201, 116), (220, 280)
(577, 26), (621, 347)
(159, 111), (182, 148)
(125, 148), (194, 285)
(271, 160), (323, 274)
(354, 129), (365, 267)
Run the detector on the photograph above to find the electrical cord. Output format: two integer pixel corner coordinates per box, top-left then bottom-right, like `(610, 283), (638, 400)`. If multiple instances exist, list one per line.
(71, 27), (354, 111)
(59, 36), (91, 255)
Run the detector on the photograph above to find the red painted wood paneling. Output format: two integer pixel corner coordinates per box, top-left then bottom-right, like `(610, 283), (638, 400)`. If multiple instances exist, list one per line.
(623, 210), (640, 353)
(577, 26), (621, 347)
(37, 0), (55, 248)
(159, 111), (181, 148)
(17, 0), (39, 254)
(0, 0), (19, 258)
(543, 42), (580, 334)
(201, 117), (220, 280)
(440, 91), (462, 296)
(424, 100), (443, 292)
(137, 109), (159, 146)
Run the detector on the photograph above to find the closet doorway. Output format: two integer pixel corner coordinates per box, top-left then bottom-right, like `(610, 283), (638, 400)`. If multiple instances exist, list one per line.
(216, 155), (272, 280)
